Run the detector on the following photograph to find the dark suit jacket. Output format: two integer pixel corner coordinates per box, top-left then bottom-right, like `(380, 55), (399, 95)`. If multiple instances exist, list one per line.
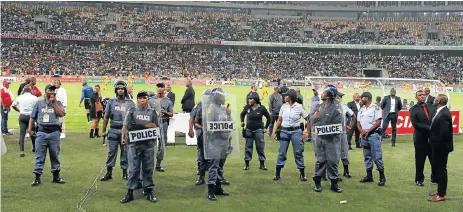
(426, 95), (435, 105)
(181, 86), (195, 111)
(409, 102), (436, 142)
(347, 101), (360, 116)
(429, 106), (454, 153)
(381, 95), (402, 115)
(17, 82), (27, 96)
(167, 92), (175, 106)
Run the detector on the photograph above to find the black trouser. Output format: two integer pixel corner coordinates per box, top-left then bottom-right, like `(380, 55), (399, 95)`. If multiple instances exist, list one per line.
(382, 112), (397, 143)
(414, 139), (433, 182)
(268, 114), (279, 136)
(18, 114), (36, 151)
(197, 132), (209, 173)
(347, 123), (360, 147)
(432, 147), (449, 197)
(183, 109), (192, 113)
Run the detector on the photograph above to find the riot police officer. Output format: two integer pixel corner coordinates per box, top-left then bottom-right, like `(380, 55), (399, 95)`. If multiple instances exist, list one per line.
(337, 92), (355, 181)
(310, 85), (343, 193)
(29, 84), (66, 186)
(357, 92), (386, 186)
(101, 81), (135, 181)
(148, 83), (173, 172)
(240, 92), (271, 171)
(272, 89), (309, 181)
(197, 88), (232, 201)
(120, 91), (159, 203)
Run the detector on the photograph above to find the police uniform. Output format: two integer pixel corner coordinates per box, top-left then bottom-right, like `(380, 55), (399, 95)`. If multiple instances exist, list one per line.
(357, 92), (386, 186)
(30, 84), (65, 186)
(148, 94), (173, 172)
(101, 81), (135, 181)
(240, 92), (271, 171)
(120, 91), (158, 204)
(274, 89), (308, 181)
(191, 101), (209, 185)
(310, 86), (343, 193)
(340, 102), (354, 179)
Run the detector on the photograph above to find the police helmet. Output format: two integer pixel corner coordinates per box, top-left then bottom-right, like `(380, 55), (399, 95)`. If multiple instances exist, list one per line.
(324, 84), (338, 99)
(114, 80), (127, 94)
(210, 88), (226, 104)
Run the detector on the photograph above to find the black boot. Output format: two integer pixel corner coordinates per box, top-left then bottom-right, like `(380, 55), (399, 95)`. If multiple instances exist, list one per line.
(197, 162), (200, 175)
(122, 169), (128, 180)
(299, 168), (307, 181)
(215, 181), (229, 196)
(221, 179), (230, 185)
(343, 165), (352, 178)
(243, 160), (250, 170)
(155, 161), (165, 172)
(135, 179), (143, 189)
(273, 166), (282, 180)
(94, 128), (100, 138)
(330, 179), (343, 193)
(360, 169), (374, 183)
(313, 176), (322, 192)
(31, 173), (41, 186)
(196, 169), (206, 185)
(207, 184), (217, 201)
(378, 169), (386, 186)
(100, 167), (113, 181)
(89, 129), (94, 138)
(144, 188), (158, 203)
(259, 160), (268, 171)
(52, 172), (65, 184)
(120, 189), (134, 204)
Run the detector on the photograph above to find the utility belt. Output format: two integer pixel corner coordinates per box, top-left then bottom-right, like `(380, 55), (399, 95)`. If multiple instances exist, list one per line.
(242, 127), (264, 138)
(162, 118), (170, 124)
(110, 125), (123, 130)
(38, 126), (61, 133)
(280, 126), (300, 131)
(365, 127), (383, 138)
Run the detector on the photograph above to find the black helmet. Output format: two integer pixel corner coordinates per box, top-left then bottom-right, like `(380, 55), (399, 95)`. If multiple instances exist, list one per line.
(114, 80), (127, 94)
(210, 88), (226, 105)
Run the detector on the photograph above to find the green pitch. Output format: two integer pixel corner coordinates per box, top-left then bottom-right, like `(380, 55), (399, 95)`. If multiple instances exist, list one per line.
(1, 82), (462, 212)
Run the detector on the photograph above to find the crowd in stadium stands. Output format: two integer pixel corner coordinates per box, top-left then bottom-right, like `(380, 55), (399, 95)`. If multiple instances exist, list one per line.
(2, 3), (463, 45)
(1, 40), (461, 84)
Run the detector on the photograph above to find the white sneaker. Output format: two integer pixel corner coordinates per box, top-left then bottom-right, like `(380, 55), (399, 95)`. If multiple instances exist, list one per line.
(60, 133), (66, 139)
(26, 133), (30, 138)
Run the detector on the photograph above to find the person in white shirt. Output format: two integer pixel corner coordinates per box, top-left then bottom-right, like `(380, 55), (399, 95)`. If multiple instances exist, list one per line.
(12, 85), (39, 157)
(54, 80), (67, 139)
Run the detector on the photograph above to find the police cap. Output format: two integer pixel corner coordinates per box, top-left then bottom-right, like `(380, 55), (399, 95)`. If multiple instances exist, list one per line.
(361, 92), (373, 99)
(248, 92), (260, 100)
(156, 83), (165, 88)
(283, 89), (298, 99)
(137, 91), (149, 98)
(45, 84), (57, 91)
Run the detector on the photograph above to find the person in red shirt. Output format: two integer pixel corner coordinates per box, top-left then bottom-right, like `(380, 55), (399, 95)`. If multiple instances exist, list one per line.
(1, 80), (14, 135)
(28, 77), (42, 98)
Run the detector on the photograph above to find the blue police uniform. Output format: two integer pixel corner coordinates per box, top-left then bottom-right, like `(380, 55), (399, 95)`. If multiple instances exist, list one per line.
(358, 92), (386, 186)
(101, 97), (135, 181)
(191, 101), (209, 185)
(148, 96), (173, 171)
(30, 87), (66, 186)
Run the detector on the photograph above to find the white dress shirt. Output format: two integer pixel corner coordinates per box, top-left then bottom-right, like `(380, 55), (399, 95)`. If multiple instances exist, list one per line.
(390, 98), (396, 113)
(55, 87), (68, 109)
(432, 105), (447, 125)
(12, 92), (39, 115)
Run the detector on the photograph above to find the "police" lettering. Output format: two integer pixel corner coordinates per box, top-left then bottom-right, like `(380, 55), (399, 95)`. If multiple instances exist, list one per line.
(115, 106), (126, 111)
(129, 128), (160, 143)
(41, 108), (54, 113)
(136, 114), (150, 121)
(314, 124), (342, 135)
(207, 121), (235, 132)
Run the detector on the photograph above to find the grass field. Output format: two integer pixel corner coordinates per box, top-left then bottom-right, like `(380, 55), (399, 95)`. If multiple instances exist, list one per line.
(1, 82), (462, 212)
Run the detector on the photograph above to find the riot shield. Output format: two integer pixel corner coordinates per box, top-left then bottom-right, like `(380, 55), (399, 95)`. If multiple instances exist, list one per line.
(311, 85), (343, 142)
(202, 88), (239, 160)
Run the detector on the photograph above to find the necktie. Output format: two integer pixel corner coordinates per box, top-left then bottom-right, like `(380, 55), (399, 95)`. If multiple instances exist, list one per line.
(422, 104), (430, 120)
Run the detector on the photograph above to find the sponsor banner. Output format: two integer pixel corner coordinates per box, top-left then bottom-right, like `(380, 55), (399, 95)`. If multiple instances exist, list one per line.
(453, 87), (463, 93)
(0, 77), (17, 82)
(234, 81), (254, 86)
(446, 87), (453, 92)
(51, 77), (82, 83)
(83, 78), (104, 83)
(132, 79), (146, 84)
(146, 79), (174, 85)
(221, 81), (234, 86)
(385, 110), (460, 135)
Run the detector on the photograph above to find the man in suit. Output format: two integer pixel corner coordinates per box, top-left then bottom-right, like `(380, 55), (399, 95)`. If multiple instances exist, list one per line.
(166, 84), (175, 106)
(17, 77), (31, 96)
(181, 79), (195, 113)
(347, 93), (361, 149)
(381, 88), (402, 146)
(424, 88), (435, 105)
(428, 94), (453, 202)
(409, 90), (436, 187)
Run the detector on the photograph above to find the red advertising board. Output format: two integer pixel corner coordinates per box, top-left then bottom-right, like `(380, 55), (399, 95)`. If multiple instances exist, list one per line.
(52, 77), (82, 83)
(385, 110), (461, 134)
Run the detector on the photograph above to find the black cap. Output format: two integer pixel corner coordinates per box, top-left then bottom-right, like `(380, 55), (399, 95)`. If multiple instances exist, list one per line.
(137, 91), (149, 98)
(248, 92), (260, 100)
(337, 92), (345, 97)
(284, 89), (298, 98)
(156, 83), (165, 88)
(45, 84), (57, 91)
(361, 92), (372, 99)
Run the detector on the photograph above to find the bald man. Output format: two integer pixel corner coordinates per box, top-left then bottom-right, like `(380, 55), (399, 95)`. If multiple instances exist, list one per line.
(347, 93), (361, 148)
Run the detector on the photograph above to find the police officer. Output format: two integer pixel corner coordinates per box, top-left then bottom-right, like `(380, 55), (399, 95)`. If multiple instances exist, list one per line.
(337, 92), (355, 180)
(272, 89), (309, 181)
(310, 85), (343, 193)
(197, 88), (231, 201)
(120, 91), (159, 203)
(240, 92), (271, 171)
(29, 84), (66, 186)
(100, 81), (135, 181)
(148, 83), (173, 172)
(357, 92), (386, 186)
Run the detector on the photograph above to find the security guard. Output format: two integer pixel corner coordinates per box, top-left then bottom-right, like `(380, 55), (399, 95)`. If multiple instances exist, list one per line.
(357, 92), (386, 186)
(29, 84), (66, 186)
(120, 91), (159, 203)
(197, 88), (231, 201)
(101, 81), (135, 181)
(310, 85), (343, 193)
(272, 89), (309, 181)
(240, 92), (271, 171)
(148, 83), (173, 172)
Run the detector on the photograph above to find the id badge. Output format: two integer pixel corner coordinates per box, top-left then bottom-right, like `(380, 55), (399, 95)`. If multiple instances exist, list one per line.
(43, 114), (50, 123)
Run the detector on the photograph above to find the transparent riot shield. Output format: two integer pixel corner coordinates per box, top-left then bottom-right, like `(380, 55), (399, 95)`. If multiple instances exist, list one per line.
(202, 88), (240, 160)
(310, 85), (344, 143)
